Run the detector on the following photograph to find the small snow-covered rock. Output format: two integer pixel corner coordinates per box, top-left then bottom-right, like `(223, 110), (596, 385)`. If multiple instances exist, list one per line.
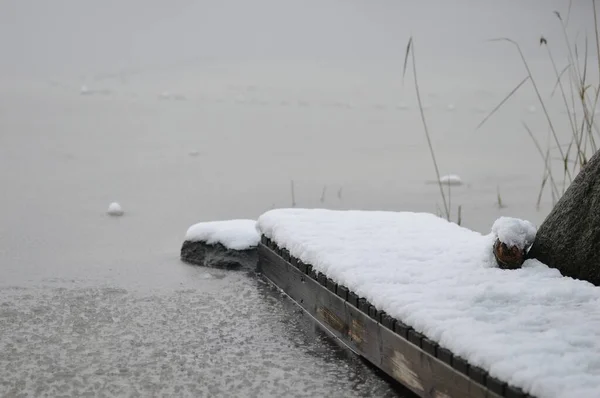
(439, 174), (463, 186)
(107, 202), (124, 216)
(181, 219), (260, 268)
(185, 219), (259, 250)
(492, 217), (536, 250)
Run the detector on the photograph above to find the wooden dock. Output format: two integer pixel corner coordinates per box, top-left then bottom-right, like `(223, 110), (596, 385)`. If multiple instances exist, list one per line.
(258, 236), (532, 398)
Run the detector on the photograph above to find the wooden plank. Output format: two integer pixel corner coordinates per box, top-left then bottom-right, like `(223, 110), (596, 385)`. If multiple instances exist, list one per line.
(486, 376), (506, 396)
(326, 278), (337, 294)
(381, 313), (395, 330)
(421, 338), (437, 357)
(337, 285), (349, 301)
(258, 243), (503, 398)
(258, 244), (318, 313)
(407, 329), (423, 348)
(348, 291), (359, 308)
(379, 327), (497, 398)
(345, 300), (381, 362)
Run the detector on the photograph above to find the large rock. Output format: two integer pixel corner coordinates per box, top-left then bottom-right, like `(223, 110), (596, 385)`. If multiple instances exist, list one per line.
(180, 240), (258, 269)
(528, 150), (600, 285)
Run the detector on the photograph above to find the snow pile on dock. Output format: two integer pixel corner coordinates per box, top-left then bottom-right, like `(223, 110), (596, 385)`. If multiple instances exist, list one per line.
(185, 219), (259, 250)
(257, 208), (600, 398)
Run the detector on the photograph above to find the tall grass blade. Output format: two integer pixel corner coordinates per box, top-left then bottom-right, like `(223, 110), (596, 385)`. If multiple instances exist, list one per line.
(475, 76), (529, 130)
(407, 37), (449, 220)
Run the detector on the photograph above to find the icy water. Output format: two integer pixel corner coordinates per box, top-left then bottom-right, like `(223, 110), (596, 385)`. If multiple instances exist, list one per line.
(0, 0), (594, 397)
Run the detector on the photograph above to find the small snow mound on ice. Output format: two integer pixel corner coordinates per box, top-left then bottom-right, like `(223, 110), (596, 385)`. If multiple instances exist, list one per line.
(528, 105), (537, 113)
(107, 202), (124, 216)
(492, 217), (536, 249)
(439, 174), (463, 186)
(80, 85), (91, 95)
(185, 219), (259, 250)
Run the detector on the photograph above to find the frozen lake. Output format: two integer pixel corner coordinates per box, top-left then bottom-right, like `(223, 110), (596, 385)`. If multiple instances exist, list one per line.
(0, 0), (593, 396)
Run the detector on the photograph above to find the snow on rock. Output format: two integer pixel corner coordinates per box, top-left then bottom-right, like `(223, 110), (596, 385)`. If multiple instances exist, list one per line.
(439, 174), (463, 186)
(185, 219), (259, 251)
(257, 208), (600, 398)
(107, 202), (124, 216)
(492, 217), (536, 250)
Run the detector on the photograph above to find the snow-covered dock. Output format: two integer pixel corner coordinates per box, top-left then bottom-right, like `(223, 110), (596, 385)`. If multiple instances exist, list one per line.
(256, 209), (600, 398)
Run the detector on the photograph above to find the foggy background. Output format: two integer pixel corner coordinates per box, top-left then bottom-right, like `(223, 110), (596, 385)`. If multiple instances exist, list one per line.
(0, 0), (595, 396)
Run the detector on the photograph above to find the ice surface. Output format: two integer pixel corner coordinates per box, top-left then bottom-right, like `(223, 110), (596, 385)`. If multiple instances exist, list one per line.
(439, 174), (463, 186)
(185, 219), (259, 250)
(257, 209), (600, 398)
(0, 277), (398, 398)
(107, 202), (124, 216)
(492, 217), (536, 249)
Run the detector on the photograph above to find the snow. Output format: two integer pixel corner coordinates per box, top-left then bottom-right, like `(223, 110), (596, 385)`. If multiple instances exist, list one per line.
(107, 202), (124, 216)
(492, 217), (536, 249)
(185, 219), (259, 250)
(439, 174), (463, 186)
(257, 209), (600, 398)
